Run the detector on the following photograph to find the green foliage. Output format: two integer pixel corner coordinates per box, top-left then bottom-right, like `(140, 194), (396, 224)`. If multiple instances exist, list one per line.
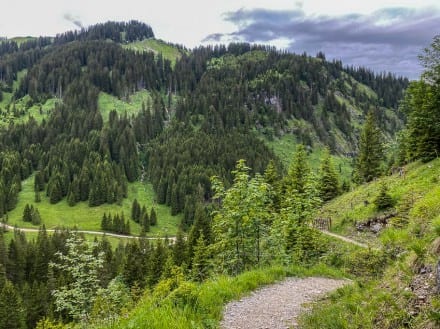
(97, 264), (344, 329)
(35, 318), (65, 329)
(90, 276), (132, 325)
(191, 233), (210, 282)
(318, 148), (341, 202)
(399, 35), (440, 162)
(374, 183), (395, 210)
(0, 280), (26, 329)
(354, 111), (384, 183)
(211, 159), (273, 274)
(50, 233), (104, 322)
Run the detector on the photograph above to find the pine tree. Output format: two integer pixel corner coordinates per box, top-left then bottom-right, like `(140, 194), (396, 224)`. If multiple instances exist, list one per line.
(0, 280), (26, 329)
(150, 208), (157, 226)
(355, 111), (384, 182)
(31, 207), (42, 225)
(191, 233), (210, 282)
(172, 228), (186, 266)
(101, 213), (109, 231)
(318, 149), (340, 201)
(284, 144), (309, 197)
(374, 182), (394, 210)
(131, 199), (141, 222)
(22, 204), (32, 222)
(141, 211), (150, 232)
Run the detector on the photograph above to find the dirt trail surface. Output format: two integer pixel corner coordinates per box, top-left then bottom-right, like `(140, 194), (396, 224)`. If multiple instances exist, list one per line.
(221, 277), (349, 329)
(1, 223), (175, 241)
(320, 230), (369, 248)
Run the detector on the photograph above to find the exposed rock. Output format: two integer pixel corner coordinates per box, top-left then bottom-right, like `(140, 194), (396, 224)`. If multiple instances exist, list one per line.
(437, 260), (440, 293)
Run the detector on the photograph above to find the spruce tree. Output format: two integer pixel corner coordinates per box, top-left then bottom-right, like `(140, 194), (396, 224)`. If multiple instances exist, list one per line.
(355, 111), (384, 183)
(22, 204), (32, 222)
(131, 199), (141, 222)
(318, 149), (340, 202)
(191, 233), (210, 282)
(150, 208), (157, 226)
(0, 280), (26, 329)
(374, 182), (394, 210)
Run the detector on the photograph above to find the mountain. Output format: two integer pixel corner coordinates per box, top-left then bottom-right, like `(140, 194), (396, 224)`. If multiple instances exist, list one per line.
(0, 21), (417, 328)
(0, 21), (408, 227)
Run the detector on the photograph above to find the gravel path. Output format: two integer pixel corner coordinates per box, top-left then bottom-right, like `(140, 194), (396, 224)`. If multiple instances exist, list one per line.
(221, 277), (349, 329)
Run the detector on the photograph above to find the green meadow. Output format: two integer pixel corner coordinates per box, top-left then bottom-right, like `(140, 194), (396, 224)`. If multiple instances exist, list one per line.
(6, 174), (181, 237)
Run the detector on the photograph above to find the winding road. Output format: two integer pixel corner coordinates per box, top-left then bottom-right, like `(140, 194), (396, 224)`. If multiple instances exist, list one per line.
(0, 223), (175, 241)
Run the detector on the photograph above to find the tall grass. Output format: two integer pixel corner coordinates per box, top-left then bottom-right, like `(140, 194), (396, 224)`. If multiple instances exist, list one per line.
(94, 264), (345, 329)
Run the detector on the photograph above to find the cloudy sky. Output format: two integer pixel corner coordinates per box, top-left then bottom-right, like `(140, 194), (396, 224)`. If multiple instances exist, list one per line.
(1, 1), (439, 79)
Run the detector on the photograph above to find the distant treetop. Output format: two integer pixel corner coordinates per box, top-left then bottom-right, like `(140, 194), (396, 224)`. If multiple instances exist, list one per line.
(54, 20), (155, 45)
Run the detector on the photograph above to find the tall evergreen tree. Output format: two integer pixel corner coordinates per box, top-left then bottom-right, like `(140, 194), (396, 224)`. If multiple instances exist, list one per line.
(318, 149), (340, 201)
(355, 111), (384, 182)
(0, 280), (26, 329)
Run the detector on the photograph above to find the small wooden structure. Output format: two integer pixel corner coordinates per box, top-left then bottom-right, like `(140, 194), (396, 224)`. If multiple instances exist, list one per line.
(313, 218), (332, 230)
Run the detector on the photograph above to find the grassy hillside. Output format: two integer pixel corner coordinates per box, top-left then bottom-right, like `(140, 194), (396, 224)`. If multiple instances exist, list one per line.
(6, 174), (181, 237)
(98, 90), (151, 121)
(123, 38), (183, 66)
(299, 159), (440, 328)
(264, 133), (353, 181)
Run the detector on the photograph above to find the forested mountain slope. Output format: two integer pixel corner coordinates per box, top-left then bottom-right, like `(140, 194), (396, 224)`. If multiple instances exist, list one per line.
(0, 21), (414, 328)
(0, 21), (408, 228)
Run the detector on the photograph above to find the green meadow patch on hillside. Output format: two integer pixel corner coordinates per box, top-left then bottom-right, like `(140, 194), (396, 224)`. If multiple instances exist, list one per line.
(264, 133), (353, 181)
(124, 38), (183, 66)
(6, 174), (181, 237)
(319, 158), (440, 235)
(98, 90), (151, 121)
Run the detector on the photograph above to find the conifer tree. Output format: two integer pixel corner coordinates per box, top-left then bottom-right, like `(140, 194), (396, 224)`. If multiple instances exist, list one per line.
(191, 233), (210, 282)
(318, 149), (340, 201)
(150, 208), (157, 226)
(355, 111), (384, 182)
(0, 280), (26, 329)
(374, 182), (394, 210)
(23, 204), (32, 222)
(131, 199), (141, 222)
(141, 211), (150, 232)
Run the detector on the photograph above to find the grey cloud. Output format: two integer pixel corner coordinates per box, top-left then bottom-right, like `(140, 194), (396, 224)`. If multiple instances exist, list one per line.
(205, 6), (440, 79)
(63, 13), (84, 29)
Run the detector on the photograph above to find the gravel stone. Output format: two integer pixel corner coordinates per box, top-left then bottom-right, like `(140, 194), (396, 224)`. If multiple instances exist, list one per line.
(220, 277), (349, 329)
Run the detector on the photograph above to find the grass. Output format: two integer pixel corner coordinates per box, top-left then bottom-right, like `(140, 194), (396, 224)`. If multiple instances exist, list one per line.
(264, 133), (353, 181)
(319, 158), (440, 235)
(98, 90), (151, 121)
(95, 264), (346, 329)
(9, 37), (36, 45)
(124, 39), (183, 66)
(300, 158), (440, 329)
(6, 174), (181, 237)
(0, 96), (58, 126)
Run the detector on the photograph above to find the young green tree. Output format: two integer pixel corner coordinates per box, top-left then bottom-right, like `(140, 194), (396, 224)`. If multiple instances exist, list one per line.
(270, 147), (323, 264)
(50, 233), (104, 322)
(150, 208), (157, 226)
(355, 111), (384, 183)
(401, 79), (440, 162)
(374, 182), (394, 210)
(318, 148), (340, 202)
(191, 233), (210, 282)
(211, 159), (272, 275)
